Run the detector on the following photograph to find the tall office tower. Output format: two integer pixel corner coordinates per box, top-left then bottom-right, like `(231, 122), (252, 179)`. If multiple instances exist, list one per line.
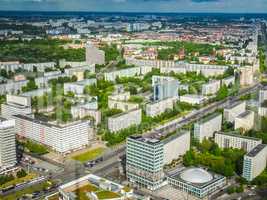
(126, 136), (164, 191)
(243, 144), (267, 181)
(152, 76), (179, 101)
(0, 119), (16, 168)
(85, 42), (105, 65)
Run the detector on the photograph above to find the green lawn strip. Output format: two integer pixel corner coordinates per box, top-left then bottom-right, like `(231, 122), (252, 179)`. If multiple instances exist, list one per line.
(72, 147), (106, 162)
(0, 181), (52, 200)
(96, 190), (121, 199)
(0, 173), (38, 189)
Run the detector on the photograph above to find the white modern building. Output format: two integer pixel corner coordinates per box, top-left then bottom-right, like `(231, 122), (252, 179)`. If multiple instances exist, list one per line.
(234, 110), (255, 131)
(240, 66), (254, 86)
(0, 80), (28, 95)
(243, 144), (267, 181)
(108, 92), (139, 112)
(222, 76), (235, 87)
(201, 80), (221, 96)
(214, 132), (262, 152)
(0, 62), (56, 72)
(194, 113), (222, 142)
(224, 101), (246, 123)
(0, 119), (17, 168)
(259, 86), (267, 104)
(1, 94), (32, 119)
(167, 167), (226, 198)
(108, 109), (142, 133)
(14, 115), (94, 154)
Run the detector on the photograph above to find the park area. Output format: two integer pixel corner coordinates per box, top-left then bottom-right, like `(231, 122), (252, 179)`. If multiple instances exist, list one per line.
(71, 147), (106, 162)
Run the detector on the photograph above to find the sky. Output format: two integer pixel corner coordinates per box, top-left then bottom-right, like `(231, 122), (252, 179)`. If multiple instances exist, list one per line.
(0, 0), (267, 13)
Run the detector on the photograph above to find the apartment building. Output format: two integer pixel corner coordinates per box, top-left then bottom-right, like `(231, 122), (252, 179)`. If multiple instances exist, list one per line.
(14, 115), (93, 154)
(234, 110), (255, 131)
(108, 109), (142, 133)
(222, 76), (235, 87)
(259, 86), (267, 104)
(64, 78), (96, 95)
(1, 95), (32, 119)
(201, 80), (221, 96)
(243, 144), (267, 181)
(194, 113), (222, 142)
(0, 80), (28, 95)
(224, 101), (246, 123)
(0, 62), (56, 72)
(108, 92), (139, 112)
(145, 97), (175, 117)
(214, 132), (262, 152)
(179, 94), (206, 105)
(240, 66), (254, 86)
(0, 119), (17, 168)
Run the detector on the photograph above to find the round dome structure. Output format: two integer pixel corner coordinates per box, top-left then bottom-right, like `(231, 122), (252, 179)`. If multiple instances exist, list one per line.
(180, 168), (213, 184)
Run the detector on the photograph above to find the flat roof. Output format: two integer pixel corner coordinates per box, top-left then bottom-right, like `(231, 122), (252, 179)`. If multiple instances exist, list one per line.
(197, 112), (221, 124)
(246, 144), (267, 157)
(215, 132), (262, 141)
(225, 101), (245, 110)
(236, 110), (253, 118)
(128, 135), (161, 145)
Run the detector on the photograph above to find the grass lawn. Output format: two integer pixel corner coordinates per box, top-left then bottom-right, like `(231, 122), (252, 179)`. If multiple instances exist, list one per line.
(72, 147), (105, 162)
(0, 173), (38, 189)
(0, 181), (52, 200)
(96, 191), (121, 199)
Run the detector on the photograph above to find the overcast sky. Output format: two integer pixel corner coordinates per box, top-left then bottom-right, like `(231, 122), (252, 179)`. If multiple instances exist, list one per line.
(0, 0), (267, 13)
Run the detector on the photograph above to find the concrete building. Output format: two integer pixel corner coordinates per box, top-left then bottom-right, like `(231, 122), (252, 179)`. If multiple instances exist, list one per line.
(1, 95), (32, 119)
(64, 65), (95, 81)
(58, 174), (134, 200)
(167, 167), (226, 198)
(108, 92), (139, 112)
(234, 110), (255, 131)
(243, 144), (267, 181)
(0, 80), (28, 95)
(214, 132), (262, 152)
(259, 86), (267, 104)
(145, 97), (175, 117)
(22, 88), (51, 97)
(0, 62), (56, 72)
(126, 136), (165, 191)
(179, 94), (206, 105)
(86, 43), (105, 65)
(152, 76), (179, 101)
(108, 109), (142, 133)
(14, 115), (93, 154)
(35, 73), (69, 88)
(162, 131), (190, 165)
(0, 119), (17, 168)
(224, 101), (246, 123)
(222, 76), (235, 87)
(240, 66), (254, 87)
(64, 79), (96, 95)
(201, 80), (221, 96)
(194, 113), (222, 142)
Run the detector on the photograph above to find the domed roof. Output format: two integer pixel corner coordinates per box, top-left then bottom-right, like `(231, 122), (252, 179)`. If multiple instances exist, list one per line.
(180, 168), (213, 184)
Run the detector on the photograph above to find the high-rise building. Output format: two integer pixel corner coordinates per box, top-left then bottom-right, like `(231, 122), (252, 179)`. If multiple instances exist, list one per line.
(126, 136), (165, 191)
(0, 118), (17, 168)
(240, 66), (254, 87)
(243, 144), (267, 181)
(152, 76), (179, 101)
(194, 113), (222, 142)
(234, 110), (255, 131)
(85, 43), (105, 65)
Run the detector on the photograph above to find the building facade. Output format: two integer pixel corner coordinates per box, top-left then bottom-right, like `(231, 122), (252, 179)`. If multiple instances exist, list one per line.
(145, 97), (175, 117)
(224, 101), (246, 123)
(234, 110), (255, 131)
(201, 80), (221, 96)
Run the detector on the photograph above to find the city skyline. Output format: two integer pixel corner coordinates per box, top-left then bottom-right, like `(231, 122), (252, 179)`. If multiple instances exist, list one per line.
(0, 0), (267, 13)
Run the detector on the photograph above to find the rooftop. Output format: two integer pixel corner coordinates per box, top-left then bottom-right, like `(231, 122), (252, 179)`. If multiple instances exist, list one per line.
(225, 101), (245, 110)
(197, 112), (221, 124)
(215, 132), (262, 141)
(236, 110), (253, 118)
(246, 144), (267, 157)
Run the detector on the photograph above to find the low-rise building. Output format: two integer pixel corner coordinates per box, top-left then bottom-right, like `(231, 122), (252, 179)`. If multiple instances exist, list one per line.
(243, 144), (267, 181)
(234, 110), (255, 131)
(194, 113), (222, 142)
(14, 115), (94, 154)
(214, 132), (262, 152)
(108, 109), (142, 133)
(224, 101), (246, 123)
